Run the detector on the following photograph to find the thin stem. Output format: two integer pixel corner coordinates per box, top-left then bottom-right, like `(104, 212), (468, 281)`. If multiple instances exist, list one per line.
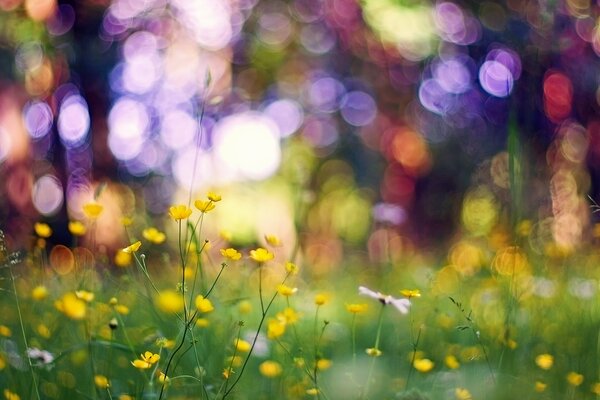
(361, 304), (386, 400)
(9, 266), (41, 400)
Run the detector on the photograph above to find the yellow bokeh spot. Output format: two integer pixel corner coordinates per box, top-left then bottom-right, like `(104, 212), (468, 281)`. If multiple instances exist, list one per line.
(492, 246), (530, 276)
(259, 360), (282, 378)
(461, 187), (498, 236)
(449, 241), (484, 277)
(55, 293), (87, 320)
(155, 290), (184, 314)
(432, 266), (460, 295)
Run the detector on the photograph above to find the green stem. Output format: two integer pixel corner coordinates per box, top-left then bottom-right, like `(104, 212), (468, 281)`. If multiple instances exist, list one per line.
(362, 304), (386, 400)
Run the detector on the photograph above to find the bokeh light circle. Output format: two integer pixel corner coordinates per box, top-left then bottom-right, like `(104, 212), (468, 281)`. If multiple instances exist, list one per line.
(23, 101), (53, 139)
(57, 95), (90, 148)
(32, 174), (64, 216)
(478, 61), (513, 97)
(340, 91), (377, 126)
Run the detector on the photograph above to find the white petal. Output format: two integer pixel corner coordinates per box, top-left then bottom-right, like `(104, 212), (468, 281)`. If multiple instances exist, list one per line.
(358, 286), (380, 300)
(390, 298), (411, 314)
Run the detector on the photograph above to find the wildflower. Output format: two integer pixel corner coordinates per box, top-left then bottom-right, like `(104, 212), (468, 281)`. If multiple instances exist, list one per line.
(27, 347), (54, 365)
(207, 191), (222, 202)
(455, 388), (472, 400)
(265, 234), (282, 247)
(591, 382), (600, 394)
(31, 285), (48, 301)
(195, 295), (215, 313)
(306, 388), (319, 396)
(567, 371), (584, 386)
(142, 227), (166, 244)
(238, 300), (252, 314)
(220, 248), (242, 261)
(68, 221), (86, 236)
(34, 222), (52, 238)
(82, 202), (103, 219)
(75, 290), (94, 302)
(277, 307), (301, 325)
(250, 247), (274, 263)
(277, 284), (298, 297)
(131, 352), (160, 369)
(156, 338), (176, 349)
(109, 297), (118, 306)
(121, 216), (134, 226)
(535, 353), (553, 370)
(316, 359), (332, 370)
(36, 324), (51, 338)
(94, 375), (110, 389)
(114, 250), (132, 267)
(413, 358), (435, 373)
(346, 303), (368, 314)
(223, 369), (233, 379)
(445, 355), (460, 369)
(366, 348), (382, 357)
(267, 319), (286, 339)
(115, 305), (129, 315)
(220, 230), (233, 241)
(358, 286), (410, 314)
(122, 241), (142, 253)
(155, 290), (184, 314)
(400, 289), (421, 299)
(285, 261), (299, 275)
(227, 355), (243, 367)
(55, 293), (86, 320)
(158, 372), (169, 384)
(259, 360), (282, 378)
(535, 381), (547, 392)
(234, 339), (251, 353)
(194, 199), (216, 213)
(314, 293), (328, 306)
(169, 204), (192, 220)
(3, 390), (20, 400)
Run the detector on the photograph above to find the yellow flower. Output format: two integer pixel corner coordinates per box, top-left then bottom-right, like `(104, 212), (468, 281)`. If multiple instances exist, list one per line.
(220, 230), (233, 241)
(259, 360), (282, 378)
(156, 338), (176, 349)
(445, 355), (460, 369)
(534, 381), (547, 392)
(238, 300), (252, 314)
(131, 359), (151, 369)
(114, 250), (132, 267)
(37, 324), (51, 338)
(285, 262), (299, 275)
(94, 375), (109, 389)
(119, 395), (134, 400)
(169, 205), (192, 220)
(141, 351), (160, 364)
(155, 290), (184, 314)
(142, 227), (166, 244)
(194, 199), (215, 213)
(32, 285), (48, 301)
(234, 339), (251, 353)
(34, 222), (52, 238)
(115, 305), (129, 315)
(264, 234), (282, 247)
(68, 221), (86, 236)
(277, 284), (298, 297)
(75, 290), (94, 303)
(316, 359), (332, 370)
(122, 241), (142, 253)
(455, 388), (472, 400)
(306, 388), (319, 396)
(195, 295), (215, 313)
(207, 191), (222, 202)
(220, 248), (242, 261)
(366, 348), (382, 357)
(591, 382), (600, 394)
(567, 371), (584, 386)
(277, 307), (301, 325)
(346, 303), (368, 314)
(413, 358), (435, 373)
(535, 353), (553, 370)
(82, 202), (103, 219)
(55, 293), (86, 320)
(158, 372), (169, 384)
(4, 389), (20, 400)
(314, 293), (329, 306)
(196, 318), (210, 328)
(400, 289), (421, 298)
(0, 326), (11, 337)
(121, 216), (134, 226)
(250, 248), (274, 263)
(267, 319), (286, 339)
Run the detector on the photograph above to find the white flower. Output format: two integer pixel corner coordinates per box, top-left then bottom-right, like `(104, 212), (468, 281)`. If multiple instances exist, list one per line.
(358, 286), (411, 314)
(27, 347), (54, 365)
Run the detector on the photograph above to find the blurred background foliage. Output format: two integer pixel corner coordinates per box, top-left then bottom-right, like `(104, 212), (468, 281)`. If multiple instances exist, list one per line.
(1, 0), (600, 263)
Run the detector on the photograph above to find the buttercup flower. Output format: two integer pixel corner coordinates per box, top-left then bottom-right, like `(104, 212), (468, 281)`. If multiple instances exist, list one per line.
(413, 358), (435, 373)
(534, 381), (547, 392)
(567, 371), (584, 386)
(32, 285), (48, 301)
(131, 351), (160, 369)
(535, 353), (553, 370)
(34, 222), (52, 238)
(277, 284), (298, 297)
(155, 290), (184, 314)
(314, 293), (328, 306)
(194, 199), (216, 213)
(285, 262), (299, 275)
(94, 375), (109, 388)
(264, 234), (282, 247)
(234, 339), (251, 353)
(3, 390), (20, 400)
(207, 191), (222, 202)
(366, 348), (382, 357)
(259, 360), (282, 378)
(68, 221), (86, 236)
(455, 388), (472, 400)
(55, 293), (86, 320)
(250, 247), (274, 263)
(400, 289), (421, 298)
(169, 205), (192, 220)
(82, 202), (103, 219)
(122, 241), (142, 253)
(358, 286), (410, 314)
(195, 295), (215, 313)
(445, 355), (460, 369)
(220, 248), (242, 261)
(75, 290), (94, 302)
(346, 303), (368, 314)
(142, 227), (166, 244)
